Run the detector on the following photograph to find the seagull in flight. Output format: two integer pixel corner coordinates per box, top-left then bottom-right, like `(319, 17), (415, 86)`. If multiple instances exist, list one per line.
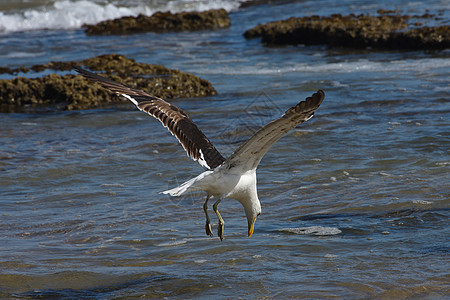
(75, 67), (324, 240)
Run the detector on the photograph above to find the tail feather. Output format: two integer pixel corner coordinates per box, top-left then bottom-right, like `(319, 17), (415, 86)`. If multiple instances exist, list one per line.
(161, 178), (195, 196)
(160, 170), (213, 197)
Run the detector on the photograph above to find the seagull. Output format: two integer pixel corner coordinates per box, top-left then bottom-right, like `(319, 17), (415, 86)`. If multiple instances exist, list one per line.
(74, 67), (324, 240)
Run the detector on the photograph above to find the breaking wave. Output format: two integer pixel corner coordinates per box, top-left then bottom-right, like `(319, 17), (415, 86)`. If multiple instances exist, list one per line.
(0, 0), (243, 33)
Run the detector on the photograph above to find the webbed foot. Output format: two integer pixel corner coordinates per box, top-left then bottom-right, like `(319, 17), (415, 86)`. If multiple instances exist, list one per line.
(218, 222), (224, 241)
(205, 222), (213, 237)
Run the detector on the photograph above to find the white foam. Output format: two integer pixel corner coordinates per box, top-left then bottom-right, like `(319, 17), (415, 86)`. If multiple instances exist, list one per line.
(162, 0), (242, 13)
(0, 0), (242, 33)
(6, 51), (46, 58)
(412, 200), (433, 205)
(324, 253), (338, 258)
(100, 183), (125, 187)
(156, 239), (187, 247)
(195, 57), (450, 76)
(279, 226), (342, 236)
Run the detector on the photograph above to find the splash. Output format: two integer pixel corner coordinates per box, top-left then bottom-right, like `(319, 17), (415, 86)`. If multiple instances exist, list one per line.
(0, 0), (242, 33)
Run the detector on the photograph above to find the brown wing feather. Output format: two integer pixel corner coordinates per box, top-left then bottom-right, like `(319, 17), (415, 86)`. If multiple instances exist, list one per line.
(74, 66), (225, 169)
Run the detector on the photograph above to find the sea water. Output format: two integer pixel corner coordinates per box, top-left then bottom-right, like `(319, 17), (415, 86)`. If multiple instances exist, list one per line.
(0, 0), (449, 298)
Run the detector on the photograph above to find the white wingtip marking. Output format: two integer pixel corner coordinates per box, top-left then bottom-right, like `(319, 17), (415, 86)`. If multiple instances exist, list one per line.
(120, 93), (139, 106)
(197, 149), (209, 169)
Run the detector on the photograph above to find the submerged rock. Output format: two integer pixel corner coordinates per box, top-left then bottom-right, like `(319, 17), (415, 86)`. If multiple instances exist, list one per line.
(84, 9), (230, 35)
(0, 54), (217, 113)
(244, 13), (449, 50)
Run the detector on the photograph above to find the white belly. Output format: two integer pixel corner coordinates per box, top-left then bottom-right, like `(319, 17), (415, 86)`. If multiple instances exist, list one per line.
(200, 169), (257, 201)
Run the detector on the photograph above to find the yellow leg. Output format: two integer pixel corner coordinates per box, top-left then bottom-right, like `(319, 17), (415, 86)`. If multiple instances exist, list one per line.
(203, 195), (213, 237)
(213, 198), (224, 241)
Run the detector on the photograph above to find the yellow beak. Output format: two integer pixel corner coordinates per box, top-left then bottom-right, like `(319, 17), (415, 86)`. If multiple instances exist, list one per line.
(248, 216), (257, 237)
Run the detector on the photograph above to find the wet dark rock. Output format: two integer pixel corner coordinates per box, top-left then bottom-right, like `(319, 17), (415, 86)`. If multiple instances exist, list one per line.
(0, 54), (217, 113)
(84, 9), (230, 35)
(243, 13), (449, 50)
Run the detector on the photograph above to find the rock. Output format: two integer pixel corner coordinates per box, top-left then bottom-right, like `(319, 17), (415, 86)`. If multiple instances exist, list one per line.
(0, 54), (217, 113)
(84, 9), (230, 35)
(393, 26), (450, 49)
(243, 13), (449, 50)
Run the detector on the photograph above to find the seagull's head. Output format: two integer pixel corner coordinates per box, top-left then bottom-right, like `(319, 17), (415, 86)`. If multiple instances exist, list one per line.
(244, 198), (261, 238)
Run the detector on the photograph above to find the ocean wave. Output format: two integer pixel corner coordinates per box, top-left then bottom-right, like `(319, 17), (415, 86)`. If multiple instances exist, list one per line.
(0, 0), (242, 33)
(193, 57), (450, 76)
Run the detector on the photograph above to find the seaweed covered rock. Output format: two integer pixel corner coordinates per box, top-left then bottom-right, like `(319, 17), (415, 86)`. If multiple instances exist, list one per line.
(84, 9), (230, 35)
(0, 54), (217, 112)
(244, 13), (449, 50)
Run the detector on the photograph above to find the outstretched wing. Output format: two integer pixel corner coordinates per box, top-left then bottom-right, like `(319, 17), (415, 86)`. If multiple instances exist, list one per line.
(74, 67), (225, 169)
(226, 90), (324, 172)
